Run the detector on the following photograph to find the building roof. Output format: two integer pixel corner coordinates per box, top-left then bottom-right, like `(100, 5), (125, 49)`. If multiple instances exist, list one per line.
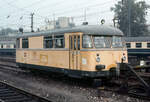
(17, 25), (123, 38)
(124, 37), (150, 42)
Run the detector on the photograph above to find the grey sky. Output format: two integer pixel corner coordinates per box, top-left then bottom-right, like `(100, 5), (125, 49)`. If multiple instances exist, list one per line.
(0, 0), (149, 31)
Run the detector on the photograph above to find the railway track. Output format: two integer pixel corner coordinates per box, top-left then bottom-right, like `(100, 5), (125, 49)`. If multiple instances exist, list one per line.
(0, 57), (16, 63)
(0, 81), (52, 102)
(0, 56), (150, 101)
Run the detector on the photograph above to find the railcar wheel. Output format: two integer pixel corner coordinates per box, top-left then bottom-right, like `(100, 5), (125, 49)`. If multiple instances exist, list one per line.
(92, 79), (103, 88)
(109, 68), (119, 77)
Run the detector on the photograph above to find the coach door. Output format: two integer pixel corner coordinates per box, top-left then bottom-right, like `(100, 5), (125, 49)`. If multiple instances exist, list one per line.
(69, 35), (80, 70)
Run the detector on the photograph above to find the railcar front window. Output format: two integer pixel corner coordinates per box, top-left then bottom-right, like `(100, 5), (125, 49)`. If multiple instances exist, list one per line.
(93, 36), (111, 48)
(112, 36), (123, 47)
(93, 36), (105, 48)
(82, 35), (93, 48)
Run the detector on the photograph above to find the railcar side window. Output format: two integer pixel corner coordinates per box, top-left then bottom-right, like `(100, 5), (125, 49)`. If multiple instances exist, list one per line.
(22, 38), (28, 48)
(16, 38), (20, 48)
(44, 36), (53, 48)
(78, 36), (80, 50)
(82, 35), (93, 48)
(54, 35), (65, 48)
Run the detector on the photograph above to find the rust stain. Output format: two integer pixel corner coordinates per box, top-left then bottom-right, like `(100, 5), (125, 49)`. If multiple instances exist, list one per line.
(40, 54), (48, 65)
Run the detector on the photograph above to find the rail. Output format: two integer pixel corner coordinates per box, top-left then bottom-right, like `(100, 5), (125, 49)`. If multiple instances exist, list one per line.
(0, 81), (52, 102)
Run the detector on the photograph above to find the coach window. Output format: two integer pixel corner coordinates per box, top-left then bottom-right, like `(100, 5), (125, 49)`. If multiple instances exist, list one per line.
(54, 35), (65, 48)
(147, 43), (150, 48)
(44, 36), (53, 48)
(126, 43), (131, 48)
(14, 44), (16, 48)
(6, 45), (10, 48)
(136, 43), (142, 48)
(22, 38), (28, 48)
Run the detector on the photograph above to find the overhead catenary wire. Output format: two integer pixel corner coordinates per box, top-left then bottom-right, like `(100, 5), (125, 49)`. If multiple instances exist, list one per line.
(21, 0), (48, 9)
(1, 0), (116, 21)
(2, 0), (49, 20)
(39, 0), (114, 17)
(0, 0), (113, 20)
(2, 0), (149, 31)
(2, 0), (113, 20)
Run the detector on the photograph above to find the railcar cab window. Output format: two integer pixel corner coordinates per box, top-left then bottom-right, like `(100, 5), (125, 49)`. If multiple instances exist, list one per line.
(44, 36), (53, 48)
(112, 36), (123, 48)
(73, 36), (80, 50)
(93, 36), (105, 48)
(54, 35), (65, 48)
(22, 38), (28, 48)
(82, 35), (93, 48)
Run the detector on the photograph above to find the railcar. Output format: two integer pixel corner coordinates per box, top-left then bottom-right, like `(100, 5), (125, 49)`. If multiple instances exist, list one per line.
(0, 34), (16, 57)
(16, 25), (128, 78)
(125, 37), (150, 66)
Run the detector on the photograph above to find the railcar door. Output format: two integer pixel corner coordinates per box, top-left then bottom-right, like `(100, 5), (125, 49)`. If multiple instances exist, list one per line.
(69, 35), (80, 70)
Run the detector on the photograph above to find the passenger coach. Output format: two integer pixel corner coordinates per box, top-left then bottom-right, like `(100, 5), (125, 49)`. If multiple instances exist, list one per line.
(16, 25), (128, 78)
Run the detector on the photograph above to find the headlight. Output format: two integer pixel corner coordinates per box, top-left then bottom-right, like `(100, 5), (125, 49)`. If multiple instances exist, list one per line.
(122, 53), (126, 61)
(96, 56), (100, 62)
(122, 56), (126, 61)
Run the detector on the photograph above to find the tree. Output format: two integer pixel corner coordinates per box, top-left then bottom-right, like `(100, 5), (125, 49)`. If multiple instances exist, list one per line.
(111, 0), (150, 37)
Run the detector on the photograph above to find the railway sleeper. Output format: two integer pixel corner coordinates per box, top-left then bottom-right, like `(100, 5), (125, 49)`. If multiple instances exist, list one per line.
(0, 95), (25, 99)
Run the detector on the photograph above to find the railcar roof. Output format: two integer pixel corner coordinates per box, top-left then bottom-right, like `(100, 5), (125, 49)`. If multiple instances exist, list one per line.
(17, 25), (123, 38)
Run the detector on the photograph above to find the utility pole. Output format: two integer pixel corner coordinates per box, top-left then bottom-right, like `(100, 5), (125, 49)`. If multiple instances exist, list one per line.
(84, 8), (87, 22)
(30, 13), (34, 32)
(128, 0), (131, 37)
(82, 8), (88, 25)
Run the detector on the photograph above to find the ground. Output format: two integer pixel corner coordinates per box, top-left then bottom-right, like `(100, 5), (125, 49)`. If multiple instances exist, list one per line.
(0, 67), (148, 102)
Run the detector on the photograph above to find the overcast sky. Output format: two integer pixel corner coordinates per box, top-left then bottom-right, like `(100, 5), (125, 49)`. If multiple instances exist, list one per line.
(0, 0), (150, 31)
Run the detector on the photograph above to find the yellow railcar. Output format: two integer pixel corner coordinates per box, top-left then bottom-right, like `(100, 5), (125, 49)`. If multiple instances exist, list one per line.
(16, 25), (128, 78)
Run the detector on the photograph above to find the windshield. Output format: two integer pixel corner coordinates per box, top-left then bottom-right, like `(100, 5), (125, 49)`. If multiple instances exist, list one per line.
(93, 36), (112, 48)
(82, 35), (93, 48)
(82, 35), (123, 48)
(112, 36), (123, 47)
